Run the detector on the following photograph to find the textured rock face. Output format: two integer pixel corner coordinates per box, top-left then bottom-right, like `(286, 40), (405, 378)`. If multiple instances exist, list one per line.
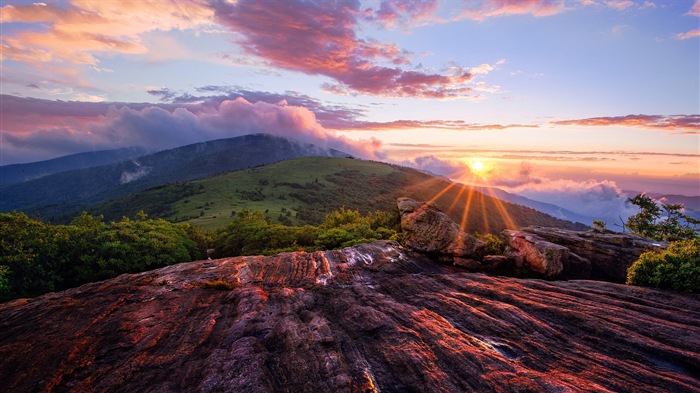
(1, 241), (698, 393)
(504, 227), (666, 282)
(502, 230), (580, 277)
(397, 197), (486, 260)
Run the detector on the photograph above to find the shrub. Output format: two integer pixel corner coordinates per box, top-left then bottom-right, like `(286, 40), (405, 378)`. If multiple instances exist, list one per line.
(475, 232), (505, 255)
(202, 279), (236, 290)
(626, 239), (700, 293)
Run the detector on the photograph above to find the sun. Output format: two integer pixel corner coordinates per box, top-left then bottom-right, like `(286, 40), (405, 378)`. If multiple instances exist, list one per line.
(468, 159), (489, 175)
(471, 160), (485, 173)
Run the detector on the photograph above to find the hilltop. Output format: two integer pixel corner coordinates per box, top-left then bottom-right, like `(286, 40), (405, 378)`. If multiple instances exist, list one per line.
(94, 156), (588, 233)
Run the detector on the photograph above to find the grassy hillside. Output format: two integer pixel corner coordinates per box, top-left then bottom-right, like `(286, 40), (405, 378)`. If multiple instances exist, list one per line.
(95, 157), (588, 233)
(0, 134), (347, 219)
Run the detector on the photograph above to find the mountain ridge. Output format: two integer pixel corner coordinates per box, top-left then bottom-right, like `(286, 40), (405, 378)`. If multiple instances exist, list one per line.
(91, 156), (588, 233)
(0, 134), (348, 218)
(0, 146), (147, 186)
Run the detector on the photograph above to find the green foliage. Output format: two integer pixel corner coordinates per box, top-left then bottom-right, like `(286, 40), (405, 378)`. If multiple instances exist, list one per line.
(627, 239), (700, 293)
(626, 194), (699, 241)
(592, 220), (607, 231)
(201, 279), (236, 290)
(211, 207), (401, 258)
(0, 211), (210, 302)
(474, 232), (506, 255)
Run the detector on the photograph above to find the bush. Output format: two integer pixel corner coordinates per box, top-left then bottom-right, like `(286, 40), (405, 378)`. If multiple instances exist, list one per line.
(475, 232), (505, 255)
(626, 239), (700, 293)
(201, 279), (236, 290)
(211, 208), (401, 258)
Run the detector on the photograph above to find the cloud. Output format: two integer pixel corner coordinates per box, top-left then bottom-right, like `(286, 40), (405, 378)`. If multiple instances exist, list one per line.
(604, 1), (634, 11)
(370, 0), (439, 28)
(551, 114), (700, 131)
(398, 155), (472, 178)
(688, 0), (700, 17)
(331, 119), (539, 131)
(675, 29), (700, 40)
(0, 1), (214, 67)
(489, 162), (637, 222)
(455, 0), (568, 20)
(0, 94), (382, 164)
(211, 0), (479, 99)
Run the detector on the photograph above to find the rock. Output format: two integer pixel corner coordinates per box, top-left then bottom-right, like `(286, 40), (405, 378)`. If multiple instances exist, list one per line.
(0, 241), (698, 393)
(517, 227), (667, 282)
(397, 197), (486, 261)
(502, 230), (577, 277)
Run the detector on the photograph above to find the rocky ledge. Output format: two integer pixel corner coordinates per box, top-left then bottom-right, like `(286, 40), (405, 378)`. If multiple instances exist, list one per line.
(1, 240), (698, 392)
(398, 197), (666, 282)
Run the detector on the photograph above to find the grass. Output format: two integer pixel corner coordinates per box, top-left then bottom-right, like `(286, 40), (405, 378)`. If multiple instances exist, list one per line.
(94, 156), (588, 234)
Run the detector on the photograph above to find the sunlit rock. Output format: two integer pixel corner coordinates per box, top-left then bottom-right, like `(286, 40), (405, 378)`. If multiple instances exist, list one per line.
(518, 227), (668, 282)
(1, 241), (697, 392)
(397, 197), (486, 261)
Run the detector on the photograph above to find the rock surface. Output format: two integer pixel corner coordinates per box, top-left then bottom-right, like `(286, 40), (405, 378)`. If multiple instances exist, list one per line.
(1, 241), (698, 393)
(504, 227), (667, 282)
(397, 197), (486, 261)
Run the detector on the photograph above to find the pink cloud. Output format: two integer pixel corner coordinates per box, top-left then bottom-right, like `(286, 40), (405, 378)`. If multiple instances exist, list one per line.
(371, 0), (439, 27)
(604, 1), (634, 11)
(0, 95), (382, 164)
(212, 0), (477, 98)
(688, 0), (700, 17)
(456, 0), (568, 20)
(551, 114), (700, 131)
(676, 29), (700, 40)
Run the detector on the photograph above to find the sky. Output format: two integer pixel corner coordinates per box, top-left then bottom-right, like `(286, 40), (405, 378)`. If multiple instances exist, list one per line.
(1, 0), (699, 220)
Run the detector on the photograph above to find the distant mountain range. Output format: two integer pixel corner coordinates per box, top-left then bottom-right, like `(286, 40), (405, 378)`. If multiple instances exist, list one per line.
(472, 186), (594, 226)
(5, 133), (696, 231)
(0, 147), (147, 186)
(0, 134), (348, 219)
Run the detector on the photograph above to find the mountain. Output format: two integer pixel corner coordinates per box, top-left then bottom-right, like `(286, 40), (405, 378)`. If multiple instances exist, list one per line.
(624, 190), (700, 220)
(0, 147), (147, 186)
(1, 241), (697, 392)
(474, 186), (593, 225)
(0, 134), (348, 219)
(92, 156), (588, 233)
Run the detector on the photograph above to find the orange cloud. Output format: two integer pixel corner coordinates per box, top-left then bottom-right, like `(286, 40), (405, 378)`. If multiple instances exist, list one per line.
(0, 1), (214, 66)
(551, 114), (700, 131)
(332, 119), (538, 131)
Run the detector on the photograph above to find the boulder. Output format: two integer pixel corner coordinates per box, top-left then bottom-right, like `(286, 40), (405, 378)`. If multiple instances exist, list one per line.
(397, 197), (486, 261)
(502, 230), (590, 277)
(516, 227), (667, 282)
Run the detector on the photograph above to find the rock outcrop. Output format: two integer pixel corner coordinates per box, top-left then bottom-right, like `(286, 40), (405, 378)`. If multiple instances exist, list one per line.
(1, 241), (698, 393)
(502, 227), (666, 282)
(501, 229), (590, 278)
(397, 197), (486, 262)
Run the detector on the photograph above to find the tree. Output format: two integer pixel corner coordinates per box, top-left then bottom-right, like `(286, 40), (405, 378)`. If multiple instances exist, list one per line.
(626, 194), (699, 241)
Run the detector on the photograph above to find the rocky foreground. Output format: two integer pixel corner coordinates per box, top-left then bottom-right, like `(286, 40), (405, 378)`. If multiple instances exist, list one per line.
(0, 240), (698, 392)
